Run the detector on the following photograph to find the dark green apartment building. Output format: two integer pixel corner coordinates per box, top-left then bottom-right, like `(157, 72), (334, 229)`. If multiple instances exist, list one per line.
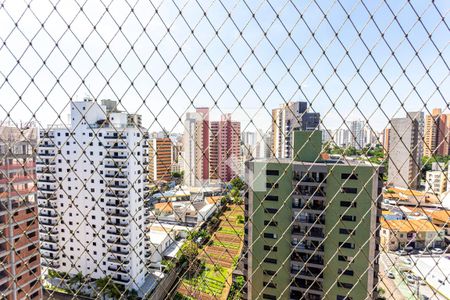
(243, 131), (383, 300)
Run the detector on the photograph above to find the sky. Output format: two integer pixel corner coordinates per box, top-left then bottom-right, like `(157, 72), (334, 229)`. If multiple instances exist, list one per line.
(0, 0), (448, 137)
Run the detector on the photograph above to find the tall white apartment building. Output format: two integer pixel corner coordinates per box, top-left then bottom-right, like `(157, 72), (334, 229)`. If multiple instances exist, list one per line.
(349, 120), (366, 149)
(37, 99), (149, 290)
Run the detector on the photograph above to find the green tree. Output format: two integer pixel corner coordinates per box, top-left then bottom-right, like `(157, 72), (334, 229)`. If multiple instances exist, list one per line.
(229, 177), (245, 191)
(177, 240), (200, 277)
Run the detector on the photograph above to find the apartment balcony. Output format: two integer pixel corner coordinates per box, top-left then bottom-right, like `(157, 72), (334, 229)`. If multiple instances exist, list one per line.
(105, 192), (128, 199)
(41, 245), (59, 253)
(291, 259), (324, 269)
(106, 229), (129, 237)
(105, 201), (129, 209)
(39, 143), (56, 148)
(39, 228), (58, 235)
(36, 160), (56, 165)
(38, 177), (57, 183)
(290, 285), (323, 296)
(106, 221), (129, 228)
(36, 167), (56, 174)
(293, 217), (325, 227)
(105, 144), (127, 150)
(38, 202), (57, 209)
(110, 248), (130, 256)
(39, 211), (58, 219)
(39, 219), (58, 226)
(105, 155), (128, 161)
(39, 133), (55, 139)
(41, 261), (60, 268)
(107, 257), (130, 265)
(106, 211), (128, 218)
(41, 252), (59, 260)
(108, 266), (129, 276)
(106, 184), (129, 191)
(107, 238), (129, 246)
(290, 269), (323, 281)
(37, 194), (57, 201)
(292, 203), (325, 211)
(105, 173), (128, 179)
(292, 228), (325, 239)
(104, 164), (128, 170)
(292, 243), (324, 254)
(40, 236), (58, 244)
(112, 276), (130, 285)
(39, 187), (58, 193)
(103, 134), (122, 140)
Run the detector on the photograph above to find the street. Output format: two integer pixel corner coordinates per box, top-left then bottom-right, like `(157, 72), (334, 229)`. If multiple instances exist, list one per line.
(379, 252), (448, 300)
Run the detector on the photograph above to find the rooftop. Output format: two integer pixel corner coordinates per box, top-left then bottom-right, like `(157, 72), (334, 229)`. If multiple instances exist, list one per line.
(380, 219), (442, 233)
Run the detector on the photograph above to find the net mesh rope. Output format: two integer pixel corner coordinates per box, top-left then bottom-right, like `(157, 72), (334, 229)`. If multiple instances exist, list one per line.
(0, 0), (448, 299)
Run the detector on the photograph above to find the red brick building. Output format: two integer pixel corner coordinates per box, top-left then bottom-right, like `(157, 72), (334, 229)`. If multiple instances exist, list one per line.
(0, 126), (41, 300)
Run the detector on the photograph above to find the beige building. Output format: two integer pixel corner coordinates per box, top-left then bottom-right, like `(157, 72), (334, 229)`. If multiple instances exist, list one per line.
(148, 137), (175, 183)
(380, 219), (445, 251)
(424, 108), (450, 157)
(425, 170), (448, 195)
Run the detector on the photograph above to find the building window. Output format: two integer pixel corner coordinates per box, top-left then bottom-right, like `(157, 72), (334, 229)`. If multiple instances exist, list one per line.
(263, 282), (277, 288)
(263, 270), (276, 276)
(339, 228), (355, 235)
(263, 258), (277, 264)
(341, 173), (358, 180)
(264, 220), (278, 226)
(338, 269), (354, 276)
(341, 215), (356, 222)
(263, 233), (277, 239)
(264, 245), (278, 252)
(265, 195), (278, 201)
(266, 182), (279, 189)
(339, 242), (355, 249)
(264, 208), (278, 214)
(262, 294), (277, 300)
(337, 282), (354, 289)
(340, 201), (356, 208)
(342, 187), (357, 194)
(266, 170), (279, 176)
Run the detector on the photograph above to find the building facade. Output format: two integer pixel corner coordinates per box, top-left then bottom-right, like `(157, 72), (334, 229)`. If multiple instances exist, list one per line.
(183, 109), (241, 186)
(423, 108), (450, 157)
(244, 130), (382, 300)
(209, 114), (241, 182)
(37, 99), (149, 290)
(0, 126), (41, 300)
(387, 112), (423, 189)
(183, 109), (210, 187)
(148, 137), (174, 183)
(380, 219), (445, 251)
(272, 101), (320, 158)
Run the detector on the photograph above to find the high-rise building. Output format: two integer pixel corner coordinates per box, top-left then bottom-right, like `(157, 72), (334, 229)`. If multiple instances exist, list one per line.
(209, 114), (241, 182)
(183, 110), (241, 185)
(255, 131), (272, 159)
(242, 131), (257, 148)
(148, 137), (175, 183)
(424, 108), (450, 157)
(0, 126), (41, 300)
(37, 99), (149, 290)
(272, 101), (320, 158)
(243, 130), (383, 300)
(387, 112), (423, 189)
(183, 108), (210, 187)
(349, 120), (365, 149)
(334, 128), (351, 147)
